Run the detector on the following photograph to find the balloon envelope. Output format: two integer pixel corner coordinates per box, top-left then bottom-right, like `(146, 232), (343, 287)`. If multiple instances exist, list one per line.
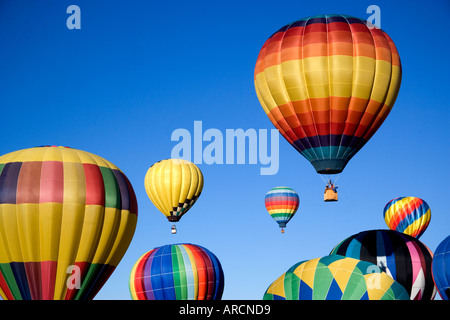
(129, 243), (224, 300)
(0, 146), (138, 300)
(330, 229), (436, 300)
(263, 255), (409, 300)
(432, 235), (450, 300)
(144, 159), (203, 223)
(254, 14), (402, 174)
(264, 186), (299, 229)
(383, 196), (431, 238)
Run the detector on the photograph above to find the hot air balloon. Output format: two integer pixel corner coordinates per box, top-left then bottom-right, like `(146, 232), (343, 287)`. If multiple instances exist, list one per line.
(432, 235), (450, 300)
(264, 186), (299, 233)
(144, 159), (203, 234)
(254, 14), (402, 199)
(263, 255), (409, 300)
(330, 229), (436, 300)
(0, 146), (138, 300)
(383, 197), (431, 238)
(129, 243), (224, 300)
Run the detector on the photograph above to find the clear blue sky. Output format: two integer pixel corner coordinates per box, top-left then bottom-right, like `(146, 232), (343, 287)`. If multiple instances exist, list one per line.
(0, 0), (449, 300)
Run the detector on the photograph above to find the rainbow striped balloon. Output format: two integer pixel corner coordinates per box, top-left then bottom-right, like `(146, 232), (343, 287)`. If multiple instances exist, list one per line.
(254, 14), (401, 175)
(264, 187), (299, 232)
(129, 243), (224, 300)
(383, 197), (431, 239)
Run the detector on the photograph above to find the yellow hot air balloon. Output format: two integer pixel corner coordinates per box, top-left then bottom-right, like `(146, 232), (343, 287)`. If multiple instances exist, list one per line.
(144, 159), (203, 233)
(0, 146), (138, 300)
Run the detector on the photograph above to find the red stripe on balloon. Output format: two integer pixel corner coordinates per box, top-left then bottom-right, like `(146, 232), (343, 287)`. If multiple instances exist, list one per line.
(39, 161), (64, 203)
(83, 163), (105, 206)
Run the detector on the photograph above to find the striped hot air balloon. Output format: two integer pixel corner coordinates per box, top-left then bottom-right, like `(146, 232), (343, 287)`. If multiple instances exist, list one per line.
(0, 146), (138, 300)
(254, 14), (401, 176)
(330, 229), (436, 300)
(383, 197), (431, 239)
(264, 187), (299, 233)
(263, 255), (409, 300)
(129, 243), (224, 300)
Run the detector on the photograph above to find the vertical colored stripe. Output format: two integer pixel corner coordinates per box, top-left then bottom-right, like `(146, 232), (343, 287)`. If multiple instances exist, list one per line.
(10, 262), (31, 299)
(189, 245), (207, 300)
(195, 246), (214, 300)
(83, 163), (105, 206)
(16, 162), (42, 204)
(172, 245), (186, 300)
(179, 245), (195, 299)
(143, 249), (157, 300)
(160, 245), (175, 299)
(150, 247), (165, 299)
(382, 230), (396, 279)
(0, 162), (22, 204)
(0, 263), (20, 299)
(113, 169), (137, 213)
(41, 261), (57, 300)
(39, 161), (63, 203)
(100, 167), (120, 209)
(203, 245), (224, 300)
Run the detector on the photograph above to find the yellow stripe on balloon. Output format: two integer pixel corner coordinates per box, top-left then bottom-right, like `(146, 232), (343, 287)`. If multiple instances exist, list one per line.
(403, 212), (431, 238)
(328, 258), (360, 293)
(107, 210), (137, 267)
(265, 273), (286, 297)
(17, 203), (40, 262)
(255, 55), (399, 110)
(294, 258), (320, 288)
(0, 203), (23, 263)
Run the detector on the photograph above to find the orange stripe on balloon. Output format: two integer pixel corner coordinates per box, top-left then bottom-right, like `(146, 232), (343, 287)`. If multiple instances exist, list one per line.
(16, 161), (42, 204)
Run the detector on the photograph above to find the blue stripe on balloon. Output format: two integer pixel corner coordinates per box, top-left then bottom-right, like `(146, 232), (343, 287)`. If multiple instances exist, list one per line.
(150, 247), (167, 299)
(10, 262), (31, 300)
(346, 237), (362, 258)
(160, 245), (176, 299)
(382, 231), (396, 279)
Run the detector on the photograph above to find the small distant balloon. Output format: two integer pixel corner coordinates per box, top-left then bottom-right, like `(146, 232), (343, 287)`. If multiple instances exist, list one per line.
(383, 197), (431, 238)
(264, 187), (299, 233)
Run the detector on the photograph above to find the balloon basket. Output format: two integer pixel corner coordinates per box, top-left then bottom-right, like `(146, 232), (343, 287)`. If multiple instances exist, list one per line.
(324, 188), (338, 202)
